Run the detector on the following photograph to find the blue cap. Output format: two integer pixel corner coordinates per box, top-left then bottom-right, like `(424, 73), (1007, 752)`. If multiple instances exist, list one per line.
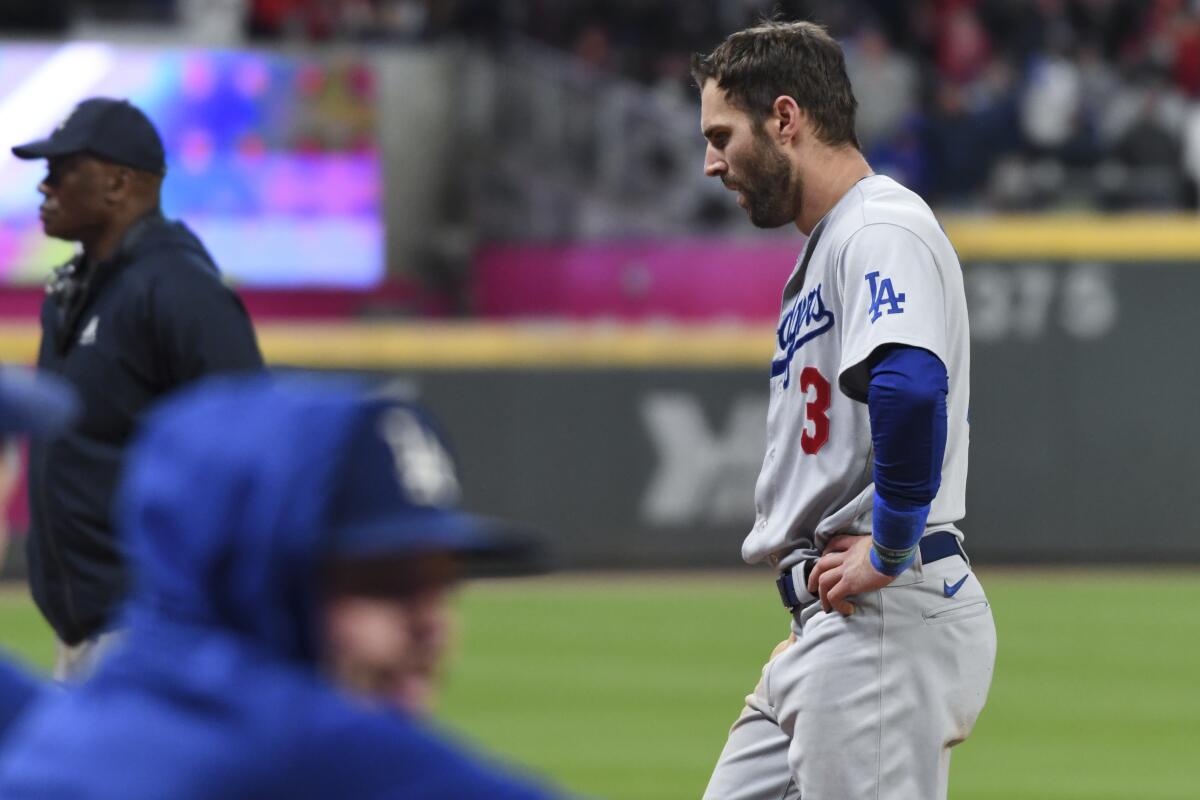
(12, 97), (166, 176)
(326, 399), (540, 574)
(0, 367), (77, 438)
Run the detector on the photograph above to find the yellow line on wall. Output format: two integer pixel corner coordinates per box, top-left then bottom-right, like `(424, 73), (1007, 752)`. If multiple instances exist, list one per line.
(258, 323), (774, 368)
(0, 325), (38, 364)
(944, 214), (1200, 260)
(0, 322), (776, 369)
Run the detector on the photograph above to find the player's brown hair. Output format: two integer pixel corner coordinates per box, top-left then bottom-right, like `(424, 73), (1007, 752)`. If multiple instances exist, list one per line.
(691, 20), (860, 150)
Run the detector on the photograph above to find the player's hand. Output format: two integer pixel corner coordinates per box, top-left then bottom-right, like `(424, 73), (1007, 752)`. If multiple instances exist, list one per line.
(807, 534), (895, 616)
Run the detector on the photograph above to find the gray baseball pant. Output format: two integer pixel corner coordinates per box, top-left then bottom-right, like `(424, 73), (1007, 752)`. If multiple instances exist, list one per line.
(703, 551), (996, 800)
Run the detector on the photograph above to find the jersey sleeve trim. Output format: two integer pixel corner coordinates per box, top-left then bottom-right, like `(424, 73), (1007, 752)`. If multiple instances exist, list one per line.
(839, 334), (951, 402)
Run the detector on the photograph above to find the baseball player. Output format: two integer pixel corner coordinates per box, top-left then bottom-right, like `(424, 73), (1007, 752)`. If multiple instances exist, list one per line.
(694, 21), (996, 800)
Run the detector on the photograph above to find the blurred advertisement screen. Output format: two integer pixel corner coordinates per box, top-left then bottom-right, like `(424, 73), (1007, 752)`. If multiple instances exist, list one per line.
(0, 42), (383, 288)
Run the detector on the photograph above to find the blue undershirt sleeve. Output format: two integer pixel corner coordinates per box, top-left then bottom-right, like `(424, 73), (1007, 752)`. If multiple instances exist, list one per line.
(866, 346), (948, 576)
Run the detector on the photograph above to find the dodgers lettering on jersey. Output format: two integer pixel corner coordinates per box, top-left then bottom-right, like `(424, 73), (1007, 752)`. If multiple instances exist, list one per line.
(745, 175), (970, 567)
(771, 284), (834, 389)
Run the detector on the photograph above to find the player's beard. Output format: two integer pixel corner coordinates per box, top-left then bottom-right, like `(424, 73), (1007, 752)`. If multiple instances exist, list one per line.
(736, 130), (798, 229)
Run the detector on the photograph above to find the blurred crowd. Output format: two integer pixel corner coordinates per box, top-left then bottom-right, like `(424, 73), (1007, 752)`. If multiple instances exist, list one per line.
(243, 0), (1200, 212)
(823, 0), (1200, 211)
(464, 0), (1200, 212)
(5, 0), (1200, 211)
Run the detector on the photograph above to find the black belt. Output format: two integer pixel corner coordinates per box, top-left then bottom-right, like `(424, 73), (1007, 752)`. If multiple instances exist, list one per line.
(776, 531), (966, 611)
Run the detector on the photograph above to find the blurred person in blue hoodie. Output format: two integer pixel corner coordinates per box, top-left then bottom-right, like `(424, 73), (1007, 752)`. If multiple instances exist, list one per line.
(0, 366), (77, 742)
(0, 375), (560, 799)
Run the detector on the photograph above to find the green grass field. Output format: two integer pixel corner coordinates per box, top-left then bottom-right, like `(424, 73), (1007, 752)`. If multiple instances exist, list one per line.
(2, 570), (1198, 799)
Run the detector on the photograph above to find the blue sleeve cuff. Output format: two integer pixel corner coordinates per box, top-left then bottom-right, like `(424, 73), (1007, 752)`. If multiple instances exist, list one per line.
(871, 491), (930, 576)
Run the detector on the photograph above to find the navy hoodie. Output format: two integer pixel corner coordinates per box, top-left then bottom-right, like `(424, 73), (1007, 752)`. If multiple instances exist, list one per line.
(0, 376), (558, 799)
(29, 211), (263, 645)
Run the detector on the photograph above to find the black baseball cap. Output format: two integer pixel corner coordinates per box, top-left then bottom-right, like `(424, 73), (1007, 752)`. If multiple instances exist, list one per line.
(0, 366), (77, 438)
(11, 97), (166, 176)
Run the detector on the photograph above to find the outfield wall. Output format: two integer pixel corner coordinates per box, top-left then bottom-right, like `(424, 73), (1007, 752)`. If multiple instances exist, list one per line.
(0, 218), (1196, 567)
(284, 253), (1194, 567)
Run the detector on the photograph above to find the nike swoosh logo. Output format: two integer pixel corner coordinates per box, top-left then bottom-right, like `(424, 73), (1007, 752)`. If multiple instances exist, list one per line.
(943, 575), (969, 598)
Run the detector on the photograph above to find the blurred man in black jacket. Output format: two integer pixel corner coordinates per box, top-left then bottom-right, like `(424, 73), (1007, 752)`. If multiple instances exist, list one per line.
(12, 97), (264, 679)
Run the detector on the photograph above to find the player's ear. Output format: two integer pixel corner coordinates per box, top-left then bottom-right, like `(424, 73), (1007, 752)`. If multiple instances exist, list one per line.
(772, 95), (803, 145)
(102, 165), (133, 204)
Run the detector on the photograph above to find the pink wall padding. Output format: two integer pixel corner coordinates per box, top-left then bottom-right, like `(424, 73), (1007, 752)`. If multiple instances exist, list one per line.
(475, 239), (805, 321)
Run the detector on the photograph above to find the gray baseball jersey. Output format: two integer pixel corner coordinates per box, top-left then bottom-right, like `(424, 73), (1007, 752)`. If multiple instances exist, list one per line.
(705, 174), (995, 800)
(744, 174), (970, 569)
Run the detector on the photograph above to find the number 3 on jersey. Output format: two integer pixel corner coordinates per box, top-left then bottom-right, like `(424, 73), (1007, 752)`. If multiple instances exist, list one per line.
(799, 367), (831, 454)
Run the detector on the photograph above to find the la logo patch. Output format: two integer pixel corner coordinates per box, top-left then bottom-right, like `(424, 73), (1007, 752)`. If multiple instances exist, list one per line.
(378, 407), (461, 508)
(866, 271), (905, 323)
